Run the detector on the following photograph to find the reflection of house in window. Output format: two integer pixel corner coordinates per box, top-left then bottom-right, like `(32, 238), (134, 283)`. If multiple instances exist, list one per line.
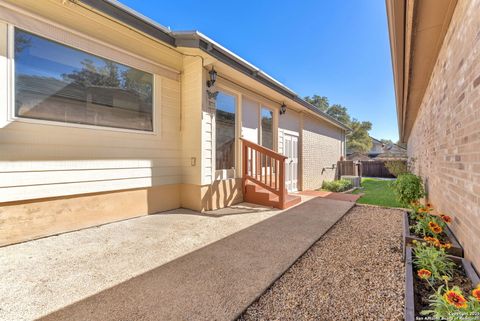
(14, 28), (153, 131)
(87, 86), (142, 110)
(15, 76), (153, 131)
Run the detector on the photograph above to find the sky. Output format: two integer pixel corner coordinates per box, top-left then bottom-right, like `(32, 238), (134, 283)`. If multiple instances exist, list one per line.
(118, 0), (398, 141)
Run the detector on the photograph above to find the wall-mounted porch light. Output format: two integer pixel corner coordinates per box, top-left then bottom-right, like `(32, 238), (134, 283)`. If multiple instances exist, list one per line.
(207, 66), (217, 87)
(279, 103), (287, 115)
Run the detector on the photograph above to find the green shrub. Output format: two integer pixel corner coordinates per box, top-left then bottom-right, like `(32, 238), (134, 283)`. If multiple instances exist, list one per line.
(413, 241), (455, 281)
(321, 179), (353, 192)
(385, 160), (408, 177)
(391, 173), (425, 206)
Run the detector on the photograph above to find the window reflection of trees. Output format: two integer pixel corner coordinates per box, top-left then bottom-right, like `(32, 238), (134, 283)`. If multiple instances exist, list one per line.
(14, 29), (153, 131)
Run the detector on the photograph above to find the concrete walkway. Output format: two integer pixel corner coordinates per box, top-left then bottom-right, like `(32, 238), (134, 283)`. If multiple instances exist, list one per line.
(298, 190), (361, 202)
(36, 197), (354, 321)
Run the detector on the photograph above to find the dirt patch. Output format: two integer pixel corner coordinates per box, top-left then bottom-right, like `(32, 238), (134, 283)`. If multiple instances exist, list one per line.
(239, 205), (405, 321)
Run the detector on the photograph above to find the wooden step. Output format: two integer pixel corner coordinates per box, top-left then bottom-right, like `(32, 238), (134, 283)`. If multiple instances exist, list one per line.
(244, 181), (301, 209)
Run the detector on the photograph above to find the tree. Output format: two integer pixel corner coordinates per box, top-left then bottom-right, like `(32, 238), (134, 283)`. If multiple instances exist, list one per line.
(380, 139), (394, 148)
(346, 119), (373, 153)
(326, 104), (351, 125)
(396, 140), (407, 149)
(304, 95), (329, 112)
(304, 93), (373, 153)
(62, 58), (121, 88)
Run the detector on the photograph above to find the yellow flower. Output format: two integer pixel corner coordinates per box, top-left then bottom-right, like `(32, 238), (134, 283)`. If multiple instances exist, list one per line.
(423, 236), (440, 247)
(441, 243), (452, 249)
(472, 288), (480, 301)
(428, 222), (443, 234)
(417, 269), (432, 279)
(444, 290), (467, 308)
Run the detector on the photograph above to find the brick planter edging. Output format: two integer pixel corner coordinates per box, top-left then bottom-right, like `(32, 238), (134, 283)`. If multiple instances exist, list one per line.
(405, 247), (480, 321)
(402, 211), (463, 259)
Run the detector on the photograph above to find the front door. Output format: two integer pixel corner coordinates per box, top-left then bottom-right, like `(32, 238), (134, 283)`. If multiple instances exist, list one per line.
(283, 133), (298, 192)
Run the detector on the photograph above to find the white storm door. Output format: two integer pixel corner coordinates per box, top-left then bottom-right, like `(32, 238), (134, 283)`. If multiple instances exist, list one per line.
(283, 133), (299, 192)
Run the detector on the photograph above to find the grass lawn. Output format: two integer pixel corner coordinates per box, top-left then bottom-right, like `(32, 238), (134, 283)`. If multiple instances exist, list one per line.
(351, 178), (403, 208)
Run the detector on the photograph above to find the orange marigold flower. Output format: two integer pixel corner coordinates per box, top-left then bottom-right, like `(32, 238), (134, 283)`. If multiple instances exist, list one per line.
(417, 269), (432, 279)
(428, 222), (443, 234)
(441, 243), (452, 249)
(418, 208), (427, 214)
(444, 290), (467, 308)
(440, 215), (452, 223)
(472, 288), (480, 301)
(424, 236), (441, 247)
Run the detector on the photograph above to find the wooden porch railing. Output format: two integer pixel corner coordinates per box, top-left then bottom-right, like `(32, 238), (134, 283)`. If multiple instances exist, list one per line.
(241, 138), (287, 206)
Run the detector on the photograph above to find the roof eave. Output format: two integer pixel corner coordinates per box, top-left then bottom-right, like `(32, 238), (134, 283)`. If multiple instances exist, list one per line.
(78, 0), (176, 46)
(386, 0), (457, 144)
(174, 31), (351, 131)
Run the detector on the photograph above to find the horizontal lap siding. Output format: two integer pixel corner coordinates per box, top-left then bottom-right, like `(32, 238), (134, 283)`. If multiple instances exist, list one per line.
(0, 76), (182, 202)
(0, 5), (182, 202)
(0, 3), (183, 202)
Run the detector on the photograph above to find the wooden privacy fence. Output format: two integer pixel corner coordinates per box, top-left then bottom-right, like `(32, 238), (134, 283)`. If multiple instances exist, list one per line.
(336, 160), (356, 177)
(360, 160), (395, 178)
(337, 160), (404, 178)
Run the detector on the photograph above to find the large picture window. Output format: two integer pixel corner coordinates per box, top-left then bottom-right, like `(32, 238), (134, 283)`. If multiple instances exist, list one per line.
(14, 28), (154, 131)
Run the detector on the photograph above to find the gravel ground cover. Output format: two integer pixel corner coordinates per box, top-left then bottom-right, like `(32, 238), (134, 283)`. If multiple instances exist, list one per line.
(239, 205), (405, 321)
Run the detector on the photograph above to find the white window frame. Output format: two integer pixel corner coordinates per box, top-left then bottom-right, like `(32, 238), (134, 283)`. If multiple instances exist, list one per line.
(6, 24), (159, 135)
(213, 85), (240, 180)
(259, 105), (275, 150)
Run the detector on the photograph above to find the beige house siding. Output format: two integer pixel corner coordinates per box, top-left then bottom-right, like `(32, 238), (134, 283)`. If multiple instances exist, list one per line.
(0, 2), (184, 243)
(0, 0), (182, 71)
(407, 0), (480, 269)
(181, 56), (203, 186)
(302, 116), (344, 190)
(201, 69), (215, 185)
(0, 0), (348, 244)
(278, 109), (301, 155)
(0, 10), (183, 202)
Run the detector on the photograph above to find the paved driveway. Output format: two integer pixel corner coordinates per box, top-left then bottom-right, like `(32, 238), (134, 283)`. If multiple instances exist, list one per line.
(1, 196), (353, 321)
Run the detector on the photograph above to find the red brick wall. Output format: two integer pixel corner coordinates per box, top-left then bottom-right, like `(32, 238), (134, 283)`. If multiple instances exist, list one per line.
(408, 0), (480, 269)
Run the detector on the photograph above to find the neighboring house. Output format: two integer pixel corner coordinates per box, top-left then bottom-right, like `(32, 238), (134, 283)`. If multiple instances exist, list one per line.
(387, 0), (479, 268)
(347, 137), (407, 161)
(0, 0), (349, 246)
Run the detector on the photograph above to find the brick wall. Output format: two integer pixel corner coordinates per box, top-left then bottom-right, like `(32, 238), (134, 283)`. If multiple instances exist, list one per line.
(302, 116), (344, 190)
(408, 0), (480, 269)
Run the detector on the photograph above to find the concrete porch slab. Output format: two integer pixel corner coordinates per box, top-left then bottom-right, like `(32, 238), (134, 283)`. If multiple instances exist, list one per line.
(1, 203), (286, 321)
(35, 197), (354, 321)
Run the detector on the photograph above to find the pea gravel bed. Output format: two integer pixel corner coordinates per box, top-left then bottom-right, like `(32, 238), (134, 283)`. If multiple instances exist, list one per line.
(238, 205), (405, 321)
